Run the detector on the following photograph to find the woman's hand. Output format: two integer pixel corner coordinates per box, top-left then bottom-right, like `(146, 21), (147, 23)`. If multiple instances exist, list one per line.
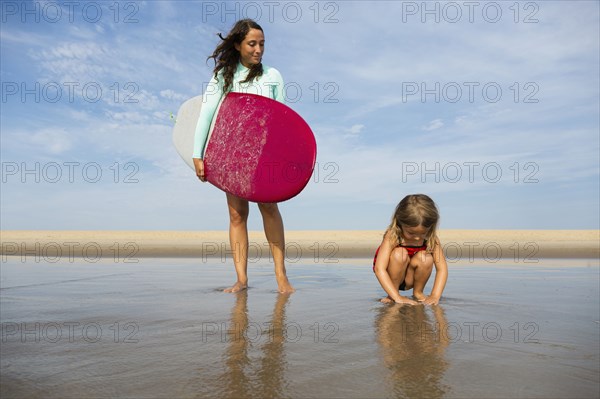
(193, 158), (206, 182)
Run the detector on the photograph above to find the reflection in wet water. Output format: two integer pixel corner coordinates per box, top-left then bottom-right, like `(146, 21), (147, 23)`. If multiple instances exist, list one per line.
(256, 294), (289, 399)
(1, 260), (598, 398)
(375, 305), (450, 399)
(220, 291), (252, 398)
(215, 291), (291, 399)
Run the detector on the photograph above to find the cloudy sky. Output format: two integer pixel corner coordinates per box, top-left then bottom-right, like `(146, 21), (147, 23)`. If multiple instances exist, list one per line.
(1, 0), (598, 231)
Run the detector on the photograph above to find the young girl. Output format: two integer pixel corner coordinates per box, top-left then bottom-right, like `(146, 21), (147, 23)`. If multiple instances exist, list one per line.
(192, 19), (294, 294)
(373, 194), (448, 305)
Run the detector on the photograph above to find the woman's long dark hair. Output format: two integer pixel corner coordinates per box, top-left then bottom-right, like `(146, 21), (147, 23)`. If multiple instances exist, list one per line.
(208, 19), (264, 93)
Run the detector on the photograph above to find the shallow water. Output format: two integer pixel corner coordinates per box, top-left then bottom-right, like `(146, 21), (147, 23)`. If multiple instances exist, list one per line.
(1, 258), (598, 398)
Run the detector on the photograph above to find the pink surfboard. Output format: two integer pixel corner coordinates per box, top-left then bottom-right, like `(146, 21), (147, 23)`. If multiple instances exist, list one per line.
(173, 92), (317, 203)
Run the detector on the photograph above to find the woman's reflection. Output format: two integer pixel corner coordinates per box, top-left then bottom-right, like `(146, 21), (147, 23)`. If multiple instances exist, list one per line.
(220, 291), (291, 399)
(222, 290), (251, 397)
(256, 293), (290, 398)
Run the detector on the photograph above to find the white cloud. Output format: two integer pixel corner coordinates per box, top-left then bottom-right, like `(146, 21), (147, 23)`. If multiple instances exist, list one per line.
(1, 1), (598, 229)
(422, 119), (444, 131)
(25, 129), (74, 155)
(104, 111), (148, 123)
(160, 89), (188, 102)
(0, 30), (47, 46)
(349, 124), (364, 135)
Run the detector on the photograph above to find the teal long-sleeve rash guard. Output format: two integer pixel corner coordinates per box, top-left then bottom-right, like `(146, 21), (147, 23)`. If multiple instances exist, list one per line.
(192, 62), (285, 159)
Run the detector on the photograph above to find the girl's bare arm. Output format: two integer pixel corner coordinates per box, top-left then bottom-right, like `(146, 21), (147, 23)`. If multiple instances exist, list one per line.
(423, 237), (448, 305)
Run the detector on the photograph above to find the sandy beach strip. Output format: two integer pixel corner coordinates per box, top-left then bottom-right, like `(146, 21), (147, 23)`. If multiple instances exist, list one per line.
(1, 230), (598, 260)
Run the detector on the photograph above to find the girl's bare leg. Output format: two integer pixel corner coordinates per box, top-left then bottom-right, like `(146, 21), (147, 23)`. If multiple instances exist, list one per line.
(380, 247), (410, 303)
(258, 202), (295, 294)
(224, 193), (250, 293)
(408, 251), (434, 301)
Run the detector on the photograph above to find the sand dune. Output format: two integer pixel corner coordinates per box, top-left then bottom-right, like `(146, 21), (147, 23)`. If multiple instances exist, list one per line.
(1, 230), (598, 259)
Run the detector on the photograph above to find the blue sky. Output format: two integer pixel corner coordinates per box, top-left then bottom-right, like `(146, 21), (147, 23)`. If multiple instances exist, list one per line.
(1, 0), (599, 230)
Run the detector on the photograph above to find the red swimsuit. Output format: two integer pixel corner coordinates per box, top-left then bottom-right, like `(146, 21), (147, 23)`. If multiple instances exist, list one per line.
(372, 241), (428, 290)
(372, 241), (428, 268)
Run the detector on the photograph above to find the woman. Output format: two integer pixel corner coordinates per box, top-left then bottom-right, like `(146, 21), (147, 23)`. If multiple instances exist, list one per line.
(192, 19), (294, 294)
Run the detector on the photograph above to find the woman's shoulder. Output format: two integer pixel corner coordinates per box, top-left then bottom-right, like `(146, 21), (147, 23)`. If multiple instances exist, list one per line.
(262, 64), (283, 79)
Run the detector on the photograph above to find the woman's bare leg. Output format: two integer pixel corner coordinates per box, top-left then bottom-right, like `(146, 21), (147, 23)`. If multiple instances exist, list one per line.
(258, 202), (295, 294)
(224, 193), (250, 293)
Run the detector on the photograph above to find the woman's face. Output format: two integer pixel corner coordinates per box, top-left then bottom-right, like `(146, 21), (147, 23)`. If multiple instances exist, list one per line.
(235, 28), (265, 68)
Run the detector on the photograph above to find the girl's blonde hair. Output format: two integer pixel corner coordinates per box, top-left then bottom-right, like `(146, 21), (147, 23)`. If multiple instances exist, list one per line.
(387, 194), (439, 253)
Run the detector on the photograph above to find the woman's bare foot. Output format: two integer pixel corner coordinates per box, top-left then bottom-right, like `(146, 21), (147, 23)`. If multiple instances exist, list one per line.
(413, 291), (426, 302)
(276, 275), (295, 294)
(224, 281), (248, 293)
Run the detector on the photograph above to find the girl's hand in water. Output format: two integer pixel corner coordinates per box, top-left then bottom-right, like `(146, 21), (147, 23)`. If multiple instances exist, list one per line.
(421, 295), (440, 306)
(193, 158), (206, 182)
(394, 296), (418, 306)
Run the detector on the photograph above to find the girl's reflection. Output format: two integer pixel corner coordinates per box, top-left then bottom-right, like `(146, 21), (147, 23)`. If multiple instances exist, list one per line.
(375, 305), (450, 398)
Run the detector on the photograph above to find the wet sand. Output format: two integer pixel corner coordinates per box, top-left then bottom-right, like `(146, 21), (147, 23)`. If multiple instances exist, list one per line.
(1, 258), (598, 398)
(1, 230), (599, 258)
